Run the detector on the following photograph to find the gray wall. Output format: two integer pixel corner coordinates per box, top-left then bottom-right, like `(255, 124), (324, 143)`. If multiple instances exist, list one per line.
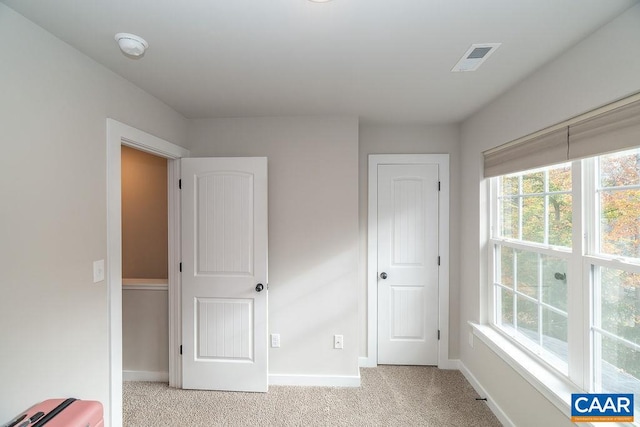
(459, 5), (640, 426)
(122, 290), (169, 374)
(0, 3), (187, 421)
(188, 117), (360, 378)
(358, 124), (461, 359)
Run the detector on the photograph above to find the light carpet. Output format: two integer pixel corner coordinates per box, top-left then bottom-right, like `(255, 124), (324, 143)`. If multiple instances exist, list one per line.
(124, 365), (501, 426)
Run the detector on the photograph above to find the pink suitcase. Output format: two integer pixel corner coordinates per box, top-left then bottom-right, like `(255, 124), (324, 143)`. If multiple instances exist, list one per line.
(3, 398), (103, 427)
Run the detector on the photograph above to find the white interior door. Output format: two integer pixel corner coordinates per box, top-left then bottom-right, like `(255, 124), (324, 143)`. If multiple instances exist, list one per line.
(377, 164), (439, 365)
(181, 157), (268, 392)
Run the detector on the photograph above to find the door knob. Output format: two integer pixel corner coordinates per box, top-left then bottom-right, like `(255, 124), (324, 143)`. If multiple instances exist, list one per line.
(255, 283), (264, 292)
(380, 272), (388, 280)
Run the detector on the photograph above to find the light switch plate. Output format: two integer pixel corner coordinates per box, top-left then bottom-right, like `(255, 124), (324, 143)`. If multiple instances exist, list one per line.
(93, 259), (105, 283)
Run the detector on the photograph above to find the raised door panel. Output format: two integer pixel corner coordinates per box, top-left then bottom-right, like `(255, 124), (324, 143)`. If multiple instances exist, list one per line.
(196, 172), (253, 276)
(196, 298), (253, 360)
(392, 178), (426, 267)
(390, 285), (425, 340)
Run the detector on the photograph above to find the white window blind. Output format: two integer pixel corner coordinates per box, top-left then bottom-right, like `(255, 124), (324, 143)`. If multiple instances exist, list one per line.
(483, 95), (640, 178)
(568, 99), (640, 160)
(483, 128), (568, 178)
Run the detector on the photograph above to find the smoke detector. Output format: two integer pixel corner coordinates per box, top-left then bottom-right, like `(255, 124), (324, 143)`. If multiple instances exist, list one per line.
(451, 43), (501, 72)
(115, 33), (148, 57)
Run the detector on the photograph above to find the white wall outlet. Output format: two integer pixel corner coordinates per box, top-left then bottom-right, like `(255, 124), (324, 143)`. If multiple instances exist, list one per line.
(334, 334), (344, 349)
(469, 331), (474, 348)
(271, 333), (281, 348)
(93, 259), (105, 283)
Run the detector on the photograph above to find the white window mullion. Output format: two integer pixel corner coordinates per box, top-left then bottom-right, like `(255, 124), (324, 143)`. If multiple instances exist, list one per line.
(567, 160), (586, 389)
(584, 255), (640, 274)
(492, 244), (499, 325)
(489, 179), (499, 327)
(518, 175), (523, 240)
(591, 264), (602, 393)
(582, 159), (595, 391)
(538, 252), (544, 349)
(513, 248), (518, 332)
(544, 169), (550, 245)
(489, 238), (571, 259)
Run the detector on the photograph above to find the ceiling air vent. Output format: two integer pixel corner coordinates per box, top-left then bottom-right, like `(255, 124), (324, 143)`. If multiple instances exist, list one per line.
(451, 43), (501, 72)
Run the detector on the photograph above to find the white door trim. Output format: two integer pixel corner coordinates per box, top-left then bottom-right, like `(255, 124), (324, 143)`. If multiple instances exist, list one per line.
(366, 154), (450, 368)
(106, 119), (189, 427)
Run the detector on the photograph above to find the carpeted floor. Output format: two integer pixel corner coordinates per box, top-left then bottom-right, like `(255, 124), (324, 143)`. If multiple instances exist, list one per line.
(124, 366), (501, 426)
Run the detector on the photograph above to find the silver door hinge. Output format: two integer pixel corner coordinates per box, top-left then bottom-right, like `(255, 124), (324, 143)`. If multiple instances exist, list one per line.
(179, 179), (182, 189)
(180, 345), (182, 355)
(438, 181), (441, 191)
(438, 256), (441, 266)
(179, 262), (182, 272)
(438, 330), (441, 340)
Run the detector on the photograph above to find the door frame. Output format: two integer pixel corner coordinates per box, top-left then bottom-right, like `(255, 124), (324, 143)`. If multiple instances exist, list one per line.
(106, 119), (189, 427)
(367, 154), (451, 368)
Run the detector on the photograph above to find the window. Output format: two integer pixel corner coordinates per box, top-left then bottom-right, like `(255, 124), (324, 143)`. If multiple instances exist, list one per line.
(590, 148), (640, 399)
(490, 147), (640, 407)
(492, 163), (572, 374)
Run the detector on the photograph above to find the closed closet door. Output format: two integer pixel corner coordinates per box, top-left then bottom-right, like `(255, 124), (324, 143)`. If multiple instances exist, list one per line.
(377, 163), (439, 365)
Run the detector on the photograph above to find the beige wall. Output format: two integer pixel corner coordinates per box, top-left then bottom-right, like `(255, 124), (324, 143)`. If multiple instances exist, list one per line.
(187, 117), (360, 378)
(0, 4), (187, 423)
(358, 124), (461, 359)
(459, 5), (640, 426)
(121, 146), (168, 279)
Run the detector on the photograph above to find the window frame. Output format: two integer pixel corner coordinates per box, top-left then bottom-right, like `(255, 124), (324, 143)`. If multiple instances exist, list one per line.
(489, 150), (640, 409)
(585, 151), (640, 397)
(489, 162), (585, 387)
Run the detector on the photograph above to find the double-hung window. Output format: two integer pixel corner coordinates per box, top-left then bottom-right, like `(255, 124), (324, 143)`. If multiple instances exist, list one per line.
(490, 146), (640, 408)
(588, 148), (640, 398)
(492, 163), (572, 374)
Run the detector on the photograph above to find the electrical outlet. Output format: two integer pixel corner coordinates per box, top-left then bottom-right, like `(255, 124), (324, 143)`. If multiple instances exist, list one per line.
(271, 333), (281, 348)
(334, 334), (344, 349)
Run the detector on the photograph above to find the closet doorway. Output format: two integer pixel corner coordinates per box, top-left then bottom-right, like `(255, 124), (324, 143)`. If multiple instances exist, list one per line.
(107, 119), (189, 426)
(121, 146), (169, 382)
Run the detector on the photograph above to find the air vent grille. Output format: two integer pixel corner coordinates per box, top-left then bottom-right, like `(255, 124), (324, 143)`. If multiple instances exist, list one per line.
(452, 43), (501, 72)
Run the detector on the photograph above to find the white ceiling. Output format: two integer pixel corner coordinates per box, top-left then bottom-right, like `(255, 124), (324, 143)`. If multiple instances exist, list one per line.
(3, 0), (637, 123)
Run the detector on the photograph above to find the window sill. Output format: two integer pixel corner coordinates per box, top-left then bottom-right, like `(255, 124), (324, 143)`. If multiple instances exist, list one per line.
(469, 322), (580, 421)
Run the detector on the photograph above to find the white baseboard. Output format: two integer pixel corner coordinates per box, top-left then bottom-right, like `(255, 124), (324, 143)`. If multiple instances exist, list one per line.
(123, 370), (169, 382)
(269, 374), (361, 387)
(438, 359), (461, 370)
(458, 362), (515, 427)
(359, 356), (376, 368)
(360, 357), (461, 370)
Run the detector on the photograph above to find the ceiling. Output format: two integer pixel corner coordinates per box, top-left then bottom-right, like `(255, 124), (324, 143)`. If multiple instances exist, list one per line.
(3, 0), (637, 124)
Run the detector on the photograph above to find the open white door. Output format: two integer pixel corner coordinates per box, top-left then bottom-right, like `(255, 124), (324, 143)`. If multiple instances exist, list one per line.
(181, 157), (268, 392)
(377, 163), (439, 365)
